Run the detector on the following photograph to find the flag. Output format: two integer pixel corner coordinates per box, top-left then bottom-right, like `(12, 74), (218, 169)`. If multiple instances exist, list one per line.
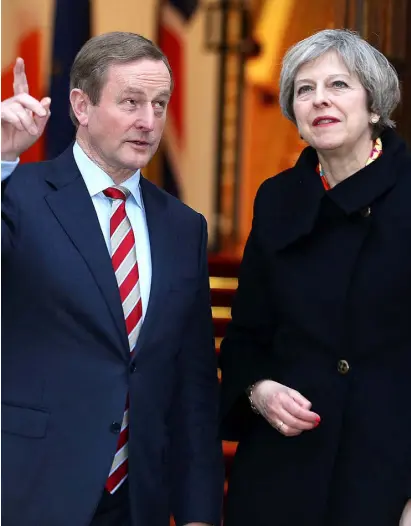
(46, 0), (90, 159)
(158, 0), (199, 199)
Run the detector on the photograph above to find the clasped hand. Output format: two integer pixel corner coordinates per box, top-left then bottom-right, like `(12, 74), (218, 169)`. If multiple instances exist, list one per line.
(251, 380), (321, 436)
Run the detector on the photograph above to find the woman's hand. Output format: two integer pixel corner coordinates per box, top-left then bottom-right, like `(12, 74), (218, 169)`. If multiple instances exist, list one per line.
(251, 380), (321, 436)
(400, 499), (411, 526)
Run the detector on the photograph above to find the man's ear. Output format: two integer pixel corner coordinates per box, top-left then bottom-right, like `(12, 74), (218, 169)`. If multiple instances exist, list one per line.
(70, 89), (91, 126)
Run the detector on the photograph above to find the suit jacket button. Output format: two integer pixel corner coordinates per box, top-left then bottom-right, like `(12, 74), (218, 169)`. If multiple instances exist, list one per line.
(110, 422), (121, 434)
(130, 362), (137, 373)
(361, 206), (371, 217)
(337, 359), (350, 374)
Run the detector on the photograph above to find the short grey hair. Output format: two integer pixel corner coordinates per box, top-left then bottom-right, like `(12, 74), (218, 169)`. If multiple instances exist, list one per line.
(279, 29), (401, 135)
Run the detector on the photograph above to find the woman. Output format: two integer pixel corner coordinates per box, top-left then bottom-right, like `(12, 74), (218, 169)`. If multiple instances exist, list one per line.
(220, 29), (411, 526)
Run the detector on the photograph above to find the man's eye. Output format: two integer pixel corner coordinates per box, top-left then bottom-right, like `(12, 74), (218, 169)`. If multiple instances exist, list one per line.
(153, 101), (166, 109)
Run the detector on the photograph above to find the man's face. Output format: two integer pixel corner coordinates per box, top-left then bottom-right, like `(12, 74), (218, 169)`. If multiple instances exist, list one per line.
(78, 59), (171, 178)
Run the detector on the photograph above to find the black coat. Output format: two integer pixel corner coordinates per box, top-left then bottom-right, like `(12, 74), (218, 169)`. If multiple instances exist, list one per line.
(220, 130), (411, 526)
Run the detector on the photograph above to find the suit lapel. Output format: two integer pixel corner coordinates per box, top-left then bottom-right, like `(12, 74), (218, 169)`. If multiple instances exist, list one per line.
(44, 148), (129, 358)
(133, 177), (171, 356)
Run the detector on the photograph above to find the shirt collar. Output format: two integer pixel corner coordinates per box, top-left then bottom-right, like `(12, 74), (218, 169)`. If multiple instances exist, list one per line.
(73, 142), (143, 209)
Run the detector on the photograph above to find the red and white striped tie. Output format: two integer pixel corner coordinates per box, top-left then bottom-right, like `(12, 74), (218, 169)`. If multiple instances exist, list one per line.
(103, 186), (143, 494)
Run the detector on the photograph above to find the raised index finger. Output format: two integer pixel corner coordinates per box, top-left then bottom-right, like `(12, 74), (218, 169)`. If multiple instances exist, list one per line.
(13, 57), (29, 96)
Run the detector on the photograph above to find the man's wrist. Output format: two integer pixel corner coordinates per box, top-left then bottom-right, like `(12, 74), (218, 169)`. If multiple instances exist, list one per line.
(2, 152), (19, 162)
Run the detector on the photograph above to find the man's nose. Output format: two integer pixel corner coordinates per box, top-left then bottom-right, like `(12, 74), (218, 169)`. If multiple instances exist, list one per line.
(135, 104), (155, 131)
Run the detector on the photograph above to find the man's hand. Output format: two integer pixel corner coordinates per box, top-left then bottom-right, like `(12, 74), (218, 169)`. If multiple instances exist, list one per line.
(400, 499), (411, 526)
(251, 379), (320, 436)
(1, 58), (51, 161)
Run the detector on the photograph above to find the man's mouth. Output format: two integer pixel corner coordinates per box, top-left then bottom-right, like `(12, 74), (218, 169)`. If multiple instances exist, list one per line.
(128, 140), (150, 146)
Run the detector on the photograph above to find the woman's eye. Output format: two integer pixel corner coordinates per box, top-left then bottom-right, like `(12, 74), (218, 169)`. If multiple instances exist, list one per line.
(297, 85), (313, 95)
(332, 80), (348, 88)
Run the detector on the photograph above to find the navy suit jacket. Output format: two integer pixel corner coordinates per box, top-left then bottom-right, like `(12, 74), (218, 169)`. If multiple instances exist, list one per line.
(1, 146), (224, 526)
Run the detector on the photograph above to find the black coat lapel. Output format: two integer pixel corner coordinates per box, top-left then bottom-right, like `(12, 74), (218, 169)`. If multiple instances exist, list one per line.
(268, 129), (406, 251)
(266, 151), (325, 251)
(326, 129), (403, 214)
(44, 147), (129, 358)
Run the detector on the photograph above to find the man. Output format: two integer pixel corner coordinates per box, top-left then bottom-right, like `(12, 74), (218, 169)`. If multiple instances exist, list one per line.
(1, 32), (224, 526)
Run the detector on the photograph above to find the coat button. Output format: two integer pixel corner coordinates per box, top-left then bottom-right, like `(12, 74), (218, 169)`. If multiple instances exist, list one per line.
(360, 206), (371, 217)
(129, 362), (137, 374)
(337, 359), (350, 374)
(110, 422), (121, 434)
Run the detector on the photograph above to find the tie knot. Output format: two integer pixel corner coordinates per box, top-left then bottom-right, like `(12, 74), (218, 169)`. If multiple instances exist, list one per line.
(103, 186), (130, 202)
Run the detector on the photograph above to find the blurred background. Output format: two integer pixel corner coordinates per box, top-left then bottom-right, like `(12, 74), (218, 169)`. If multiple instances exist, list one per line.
(2, 1), (411, 521)
(2, 0), (410, 254)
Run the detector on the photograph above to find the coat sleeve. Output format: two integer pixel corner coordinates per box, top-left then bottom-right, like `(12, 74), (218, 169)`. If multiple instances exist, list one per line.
(219, 183), (277, 441)
(2, 169), (20, 256)
(170, 214), (224, 526)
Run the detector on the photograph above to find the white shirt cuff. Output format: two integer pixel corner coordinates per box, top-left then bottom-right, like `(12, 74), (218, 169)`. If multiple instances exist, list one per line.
(1, 158), (20, 181)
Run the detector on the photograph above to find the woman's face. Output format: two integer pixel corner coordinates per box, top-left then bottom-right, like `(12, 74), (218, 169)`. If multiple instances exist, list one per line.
(293, 51), (374, 154)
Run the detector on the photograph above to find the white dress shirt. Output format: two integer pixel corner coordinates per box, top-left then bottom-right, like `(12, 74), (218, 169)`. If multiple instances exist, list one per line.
(1, 143), (152, 319)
